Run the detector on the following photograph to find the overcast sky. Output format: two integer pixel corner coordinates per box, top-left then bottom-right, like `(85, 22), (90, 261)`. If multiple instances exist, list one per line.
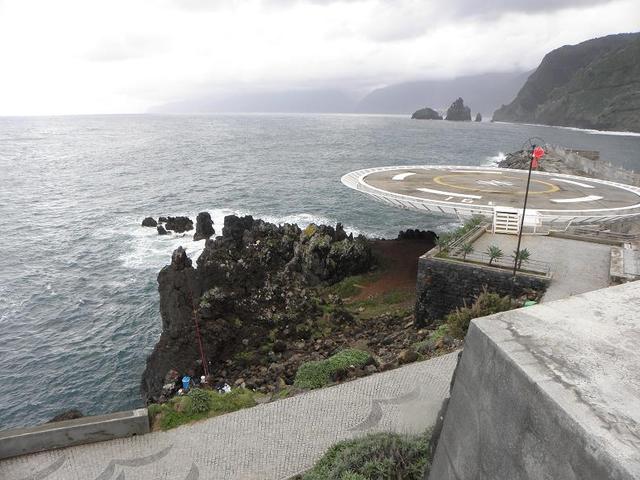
(0, 0), (638, 115)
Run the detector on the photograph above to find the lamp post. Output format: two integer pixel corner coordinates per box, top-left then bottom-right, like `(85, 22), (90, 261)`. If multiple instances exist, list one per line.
(512, 138), (545, 278)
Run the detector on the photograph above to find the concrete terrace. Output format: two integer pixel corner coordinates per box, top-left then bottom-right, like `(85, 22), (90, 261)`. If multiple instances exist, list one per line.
(470, 233), (611, 301)
(0, 352), (458, 480)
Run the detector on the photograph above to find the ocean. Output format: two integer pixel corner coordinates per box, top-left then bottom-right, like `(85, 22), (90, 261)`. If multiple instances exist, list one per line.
(1, 113), (639, 429)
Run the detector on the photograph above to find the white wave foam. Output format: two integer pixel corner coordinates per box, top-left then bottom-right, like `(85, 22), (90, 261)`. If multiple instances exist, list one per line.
(482, 152), (506, 167)
(492, 121), (640, 137)
(118, 208), (370, 270)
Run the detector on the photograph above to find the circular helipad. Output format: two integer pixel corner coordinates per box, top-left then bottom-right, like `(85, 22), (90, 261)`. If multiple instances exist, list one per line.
(341, 166), (640, 225)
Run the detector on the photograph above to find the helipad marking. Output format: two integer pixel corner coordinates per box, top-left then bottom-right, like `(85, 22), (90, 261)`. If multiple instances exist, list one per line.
(434, 174), (560, 194)
(550, 195), (603, 203)
(451, 170), (503, 174)
(392, 172), (416, 181)
(477, 180), (514, 187)
(552, 178), (595, 189)
(416, 188), (482, 199)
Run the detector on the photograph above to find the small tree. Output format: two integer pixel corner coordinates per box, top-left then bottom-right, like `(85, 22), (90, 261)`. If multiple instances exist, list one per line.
(486, 245), (503, 265)
(512, 248), (531, 270)
(461, 243), (474, 260)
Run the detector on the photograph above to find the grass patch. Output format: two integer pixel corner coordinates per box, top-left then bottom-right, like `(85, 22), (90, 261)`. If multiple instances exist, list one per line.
(429, 324), (450, 342)
(300, 430), (432, 480)
(148, 388), (261, 431)
(294, 349), (372, 389)
(347, 289), (413, 319)
(326, 273), (384, 298)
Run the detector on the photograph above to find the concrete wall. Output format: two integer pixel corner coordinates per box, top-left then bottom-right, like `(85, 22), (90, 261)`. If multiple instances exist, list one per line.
(429, 282), (640, 479)
(0, 408), (149, 459)
(415, 251), (549, 327)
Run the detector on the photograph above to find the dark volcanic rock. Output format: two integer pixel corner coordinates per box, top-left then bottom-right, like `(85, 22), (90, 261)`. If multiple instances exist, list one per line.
(193, 212), (215, 241)
(165, 216), (194, 233)
(157, 225), (168, 235)
(142, 217), (157, 227)
(141, 216), (374, 402)
(397, 229), (438, 242)
(445, 98), (471, 121)
(493, 33), (640, 132)
(475, 113), (482, 122)
(48, 409), (83, 423)
(411, 107), (442, 120)
(159, 216), (168, 223)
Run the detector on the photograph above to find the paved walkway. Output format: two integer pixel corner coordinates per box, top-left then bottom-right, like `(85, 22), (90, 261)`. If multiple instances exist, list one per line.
(471, 234), (611, 302)
(0, 352), (458, 480)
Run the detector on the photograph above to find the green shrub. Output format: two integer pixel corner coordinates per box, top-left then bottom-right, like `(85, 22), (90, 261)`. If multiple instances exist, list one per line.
(446, 291), (514, 339)
(188, 388), (211, 414)
(209, 388), (257, 414)
(302, 431), (431, 480)
(339, 473), (368, 480)
(294, 349), (372, 389)
(151, 387), (260, 431)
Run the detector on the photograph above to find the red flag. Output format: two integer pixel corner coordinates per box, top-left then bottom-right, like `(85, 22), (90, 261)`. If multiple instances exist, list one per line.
(531, 146), (544, 169)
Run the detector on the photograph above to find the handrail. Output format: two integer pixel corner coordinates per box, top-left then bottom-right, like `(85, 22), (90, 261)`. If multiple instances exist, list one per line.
(442, 250), (552, 277)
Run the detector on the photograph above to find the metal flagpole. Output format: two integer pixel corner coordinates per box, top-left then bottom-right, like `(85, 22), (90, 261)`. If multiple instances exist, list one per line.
(512, 146), (535, 277)
(512, 137), (545, 278)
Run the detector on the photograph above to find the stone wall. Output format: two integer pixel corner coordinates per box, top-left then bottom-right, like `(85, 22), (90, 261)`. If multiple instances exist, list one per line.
(0, 408), (149, 459)
(415, 250), (549, 327)
(429, 282), (640, 479)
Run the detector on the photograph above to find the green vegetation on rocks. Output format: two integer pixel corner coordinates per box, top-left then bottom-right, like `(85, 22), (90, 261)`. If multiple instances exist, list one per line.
(299, 430), (432, 480)
(445, 291), (514, 339)
(148, 388), (260, 431)
(294, 349), (372, 389)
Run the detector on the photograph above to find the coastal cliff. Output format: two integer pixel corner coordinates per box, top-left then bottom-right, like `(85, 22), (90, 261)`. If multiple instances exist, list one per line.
(493, 32), (640, 132)
(141, 216), (374, 402)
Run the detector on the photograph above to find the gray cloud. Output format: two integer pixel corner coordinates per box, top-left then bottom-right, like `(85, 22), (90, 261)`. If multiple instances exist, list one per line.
(447, 0), (615, 17)
(83, 35), (169, 62)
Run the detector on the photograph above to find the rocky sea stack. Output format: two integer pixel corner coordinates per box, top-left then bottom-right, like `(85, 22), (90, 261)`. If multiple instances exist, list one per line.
(411, 107), (442, 120)
(193, 212), (215, 241)
(141, 215), (374, 402)
(445, 98), (471, 121)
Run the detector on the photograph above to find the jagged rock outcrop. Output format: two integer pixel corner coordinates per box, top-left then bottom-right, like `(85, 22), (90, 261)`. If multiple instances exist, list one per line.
(193, 212), (215, 241)
(165, 216), (194, 233)
(445, 98), (471, 121)
(493, 33), (640, 132)
(397, 229), (438, 242)
(142, 217), (157, 227)
(411, 107), (443, 120)
(475, 113), (482, 122)
(157, 225), (168, 235)
(499, 145), (640, 186)
(141, 215), (374, 402)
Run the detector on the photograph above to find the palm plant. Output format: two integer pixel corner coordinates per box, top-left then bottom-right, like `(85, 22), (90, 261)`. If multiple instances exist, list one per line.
(512, 248), (531, 270)
(461, 243), (474, 260)
(486, 245), (503, 265)
(436, 235), (450, 255)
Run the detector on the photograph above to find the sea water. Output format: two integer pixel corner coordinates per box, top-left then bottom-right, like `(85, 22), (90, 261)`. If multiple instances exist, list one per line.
(1, 113), (639, 429)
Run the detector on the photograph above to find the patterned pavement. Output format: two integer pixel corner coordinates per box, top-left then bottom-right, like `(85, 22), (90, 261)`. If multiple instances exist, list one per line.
(0, 352), (458, 480)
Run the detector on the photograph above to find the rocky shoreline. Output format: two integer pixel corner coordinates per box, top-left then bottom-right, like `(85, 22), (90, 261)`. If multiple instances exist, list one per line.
(141, 215), (452, 405)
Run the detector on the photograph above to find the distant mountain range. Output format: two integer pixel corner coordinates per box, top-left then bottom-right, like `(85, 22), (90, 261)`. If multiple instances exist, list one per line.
(354, 71), (531, 117)
(151, 89), (356, 114)
(151, 31), (640, 133)
(493, 32), (640, 133)
(151, 71), (530, 117)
